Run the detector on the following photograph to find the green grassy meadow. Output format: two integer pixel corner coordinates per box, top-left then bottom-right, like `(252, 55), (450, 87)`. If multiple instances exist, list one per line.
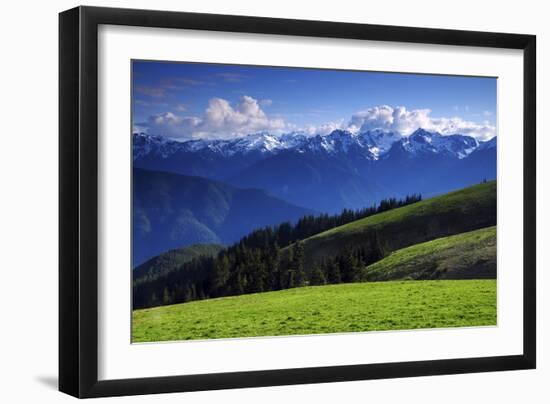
(362, 226), (496, 281)
(132, 279), (496, 342)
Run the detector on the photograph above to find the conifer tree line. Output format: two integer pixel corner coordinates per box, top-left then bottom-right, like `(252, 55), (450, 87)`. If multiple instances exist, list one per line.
(133, 194), (421, 309)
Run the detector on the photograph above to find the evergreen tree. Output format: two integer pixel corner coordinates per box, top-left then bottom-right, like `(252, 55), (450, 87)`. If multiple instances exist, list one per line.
(234, 270), (245, 295)
(286, 268), (295, 289)
(162, 287), (171, 305)
(309, 264), (326, 286)
(338, 247), (363, 283)
(183, 285), (192, 302)
(212, 255), (230, 295)
(150, 292), (158, 306)
(247, 249), (267, 293)
(291, 241), (306, 286)
(266, 243), (281, 290)
(326, 258), (342, 284)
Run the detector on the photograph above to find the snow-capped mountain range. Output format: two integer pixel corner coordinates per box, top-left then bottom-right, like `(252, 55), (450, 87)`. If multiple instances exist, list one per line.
(133, 128), (494, 162)
(132, 127), (497, 263)
(133, 128), (497, 214)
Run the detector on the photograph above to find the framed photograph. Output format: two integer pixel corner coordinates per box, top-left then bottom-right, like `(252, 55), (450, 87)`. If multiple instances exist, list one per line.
(59, 6), (536, 398)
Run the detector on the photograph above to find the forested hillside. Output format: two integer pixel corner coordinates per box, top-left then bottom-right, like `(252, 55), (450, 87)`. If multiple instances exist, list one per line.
(133, 193), (422, 308)
(133, 181), (495, 309)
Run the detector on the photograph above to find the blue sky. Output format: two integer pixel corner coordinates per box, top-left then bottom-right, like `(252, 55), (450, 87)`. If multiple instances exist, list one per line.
(132, 60), (497, 140)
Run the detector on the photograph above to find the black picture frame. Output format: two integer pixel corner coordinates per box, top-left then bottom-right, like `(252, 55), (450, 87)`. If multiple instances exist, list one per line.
(59, 5), (536, 398)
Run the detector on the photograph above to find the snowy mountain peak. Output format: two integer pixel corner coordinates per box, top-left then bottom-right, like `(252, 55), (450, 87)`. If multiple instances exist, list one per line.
(224, 132), (285, 154)
(359, 129), (402, 158)
(410, 128), (439, 137)
(132, 132), (183, 159)
(133, 128), (490, 162)
(399, 128), (479, 159)
(318, 129), (362, 153)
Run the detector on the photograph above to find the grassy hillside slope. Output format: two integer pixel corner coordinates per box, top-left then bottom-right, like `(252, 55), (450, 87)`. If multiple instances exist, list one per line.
(133, 244), (224, 284)
(362, 226), (496, 281)
(132, 279), (496, 342)
(297, 181), (496, 268)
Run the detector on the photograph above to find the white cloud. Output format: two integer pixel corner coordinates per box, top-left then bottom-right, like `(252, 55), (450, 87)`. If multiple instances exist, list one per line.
(304, 120), (345, 136)
(142, 95), (288, 139)
(347, 105), (496, 140)
(141, 101), (496, 141)
(143, 112), (202, 138)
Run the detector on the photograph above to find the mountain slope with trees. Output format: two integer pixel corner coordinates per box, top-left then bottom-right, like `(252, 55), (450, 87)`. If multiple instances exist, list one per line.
(133, 181), (495, 309)
(298, 180), (496, 268)
(133, 244), (224, 285)
(133, 193), (422, 308)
